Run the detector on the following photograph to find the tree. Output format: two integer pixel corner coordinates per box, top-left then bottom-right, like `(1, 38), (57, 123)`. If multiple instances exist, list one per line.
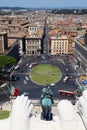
(0, 55), (16, 84)
(0, 55), (16, 68)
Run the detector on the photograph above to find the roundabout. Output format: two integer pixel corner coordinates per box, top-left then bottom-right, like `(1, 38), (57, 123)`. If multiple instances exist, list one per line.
(29, 64), (62, 85)
(0, 55), (77, 100)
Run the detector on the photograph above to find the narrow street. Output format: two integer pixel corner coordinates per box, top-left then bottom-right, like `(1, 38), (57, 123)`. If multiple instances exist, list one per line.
(43, 18), (49, 57)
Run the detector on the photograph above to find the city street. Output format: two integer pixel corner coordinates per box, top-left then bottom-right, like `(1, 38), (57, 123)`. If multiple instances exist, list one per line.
(0, 55), (78, 102)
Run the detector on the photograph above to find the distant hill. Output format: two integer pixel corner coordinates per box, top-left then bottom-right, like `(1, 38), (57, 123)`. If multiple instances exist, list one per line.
(0, 6), (87, 11)
(0, 7), (87, 15)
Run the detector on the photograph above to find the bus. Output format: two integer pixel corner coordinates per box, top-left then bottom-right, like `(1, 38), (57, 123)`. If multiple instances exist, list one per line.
(58, 90), (76, 96)
(63, 76), (69, 83)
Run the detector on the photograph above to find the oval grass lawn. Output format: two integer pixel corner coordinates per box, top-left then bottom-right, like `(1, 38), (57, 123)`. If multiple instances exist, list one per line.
(29, 64), (62, 85)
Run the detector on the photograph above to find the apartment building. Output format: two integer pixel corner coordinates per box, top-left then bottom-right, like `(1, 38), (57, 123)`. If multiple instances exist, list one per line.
(25, 21), (44, 56)
(28, 23), (38, 34)
(50, 35), (72, 55)
(26, 29), (44, 56)
(26, 38), (41, 56)
(0, 32), (8, 54)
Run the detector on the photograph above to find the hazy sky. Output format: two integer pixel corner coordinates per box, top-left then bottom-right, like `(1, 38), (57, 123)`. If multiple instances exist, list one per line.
(0, 0), (87, 8)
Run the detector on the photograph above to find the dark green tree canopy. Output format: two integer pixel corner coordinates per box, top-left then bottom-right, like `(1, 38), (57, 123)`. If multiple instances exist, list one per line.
(0, 55), (16, 68)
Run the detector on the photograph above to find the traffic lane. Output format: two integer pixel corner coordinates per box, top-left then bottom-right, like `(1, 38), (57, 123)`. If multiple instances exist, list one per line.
(0, 46), (77, 100)
(18, 56), (39, 68)
(12, 76), (77, 99)
(12, 56), (77, 99)
(0, 77), (77, 101)
(0, 82), (76, 102)
(25, 87), (42, 99)
(26, 80), (76, 99)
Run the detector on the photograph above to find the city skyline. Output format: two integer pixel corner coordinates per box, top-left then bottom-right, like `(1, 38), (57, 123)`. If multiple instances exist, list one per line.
(0, 0), (87, 8)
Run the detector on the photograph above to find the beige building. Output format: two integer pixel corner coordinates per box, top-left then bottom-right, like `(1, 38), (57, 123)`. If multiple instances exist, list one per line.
(26, 38), (42, 56)
(25, 22), (45, 56)
(26, 30), (43, 56)
(28, 24), (38, 34)
(50, 35), (72, 55)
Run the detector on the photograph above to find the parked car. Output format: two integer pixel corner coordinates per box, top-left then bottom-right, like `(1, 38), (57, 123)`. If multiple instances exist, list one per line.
(42, 55), (46, 60)
(11, 75), (20, 81)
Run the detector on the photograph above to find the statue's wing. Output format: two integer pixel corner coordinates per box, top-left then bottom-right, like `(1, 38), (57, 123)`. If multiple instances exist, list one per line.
(0, 94), (33, 130)
(78, 89), (87, 128)
(57, 100), (85, 130)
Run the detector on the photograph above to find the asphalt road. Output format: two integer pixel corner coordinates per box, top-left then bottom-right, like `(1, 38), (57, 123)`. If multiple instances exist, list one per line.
(0, 55), (78, 102)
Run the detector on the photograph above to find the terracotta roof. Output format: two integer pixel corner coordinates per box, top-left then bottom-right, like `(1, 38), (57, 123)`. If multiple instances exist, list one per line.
(49, 30), (58, 36)
(8, 23), (20, 27)
(8, 33), (26, 38)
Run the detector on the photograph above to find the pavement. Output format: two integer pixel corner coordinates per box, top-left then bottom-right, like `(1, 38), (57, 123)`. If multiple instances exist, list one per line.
(0, 99), (79, 118)
(0, 99), (59, 116)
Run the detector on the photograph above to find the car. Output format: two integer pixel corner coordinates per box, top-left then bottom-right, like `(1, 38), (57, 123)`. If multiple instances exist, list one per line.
(42, 55), (46, 60)
(73, 65), (79, 70)
(11, 75), (20, 81)
(50, 55), (56, 59)
(50, 83), (55, 87)
(29, 62), (38, 68)
(28, 68), (31, 70)
(29, 64), (32, 68)
(63, 76), (69, 83)
(14, 65), (20, 70)
(25, 76), (29, 80)
(23, 80), (27, 85)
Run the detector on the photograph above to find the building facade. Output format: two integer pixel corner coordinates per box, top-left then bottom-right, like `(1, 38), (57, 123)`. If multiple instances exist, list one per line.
(50, 35), (72, 55)
(26, 38), (42, 56)
(26, 23), (44, 56)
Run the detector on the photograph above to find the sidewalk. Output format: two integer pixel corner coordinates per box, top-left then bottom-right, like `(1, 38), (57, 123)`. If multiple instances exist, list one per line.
(0, 101), (11, 111)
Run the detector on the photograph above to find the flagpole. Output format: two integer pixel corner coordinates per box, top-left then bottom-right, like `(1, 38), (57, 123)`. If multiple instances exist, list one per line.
(9, 73), (13, 111)
(10, 94), (12, 111)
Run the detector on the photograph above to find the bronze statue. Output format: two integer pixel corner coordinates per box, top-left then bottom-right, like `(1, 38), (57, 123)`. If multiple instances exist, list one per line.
(40, 82), (54, 120)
